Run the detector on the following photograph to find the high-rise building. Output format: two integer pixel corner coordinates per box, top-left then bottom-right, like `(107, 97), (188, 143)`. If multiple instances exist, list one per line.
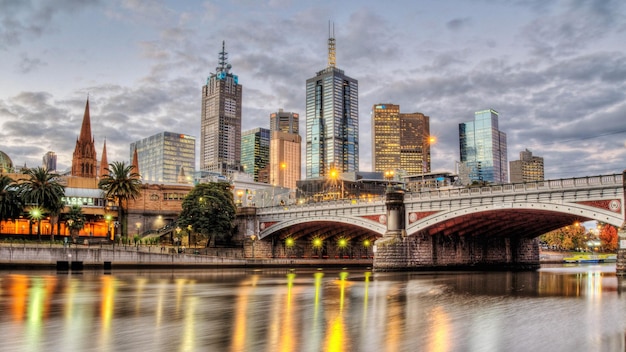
(130, 132), (195, 184)
(510, 149), (544, 183)
(42, 151), (57, 172)
(305, 24), (358, 179)
(459, 109), (508, 184)
(201, 41), (243, 177)
(270, 109), (301, 189)
(71, 99), (97, 178)
(241, 127), (270, 182)
(372, 104), (431, 175)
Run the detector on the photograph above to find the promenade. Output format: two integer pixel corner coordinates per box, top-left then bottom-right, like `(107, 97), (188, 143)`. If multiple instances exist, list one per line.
(0, 243), (373, 270)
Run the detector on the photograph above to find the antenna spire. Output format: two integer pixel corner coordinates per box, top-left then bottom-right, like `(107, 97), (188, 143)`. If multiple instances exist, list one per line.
(217, 40), (230, 73)
(327, 21), (336, 68)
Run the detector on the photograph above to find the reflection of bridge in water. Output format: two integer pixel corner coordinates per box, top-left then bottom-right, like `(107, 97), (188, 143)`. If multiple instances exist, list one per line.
(244, 173), (625, 271)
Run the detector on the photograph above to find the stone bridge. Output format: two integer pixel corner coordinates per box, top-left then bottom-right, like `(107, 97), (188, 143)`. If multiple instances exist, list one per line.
(240, 172), (624, 271)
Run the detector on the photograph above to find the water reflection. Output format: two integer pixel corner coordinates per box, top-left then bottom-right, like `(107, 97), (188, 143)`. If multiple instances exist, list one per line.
(0, 265), (625, 352)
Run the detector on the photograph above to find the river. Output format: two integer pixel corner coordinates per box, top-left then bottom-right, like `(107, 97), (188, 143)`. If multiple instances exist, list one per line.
(1, 264), (625, 352)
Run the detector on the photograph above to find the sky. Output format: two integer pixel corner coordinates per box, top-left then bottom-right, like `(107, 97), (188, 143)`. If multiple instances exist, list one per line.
(1, 0), (625, 180)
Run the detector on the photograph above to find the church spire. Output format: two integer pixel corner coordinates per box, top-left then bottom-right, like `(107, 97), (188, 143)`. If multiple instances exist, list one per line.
(99, 139), (109, 178)
(71, 98), (98, 178)
(131, 146), (140, 179)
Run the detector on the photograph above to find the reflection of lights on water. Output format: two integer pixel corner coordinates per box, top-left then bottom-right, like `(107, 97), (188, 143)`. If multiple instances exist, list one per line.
(326, 271), (351, 352)
(9, 274), (28, 322)
(231, 275), (259, 352)
(181, 295), (198, 352)
(427, 306), (450, 352)
(99, 276), (115, 349)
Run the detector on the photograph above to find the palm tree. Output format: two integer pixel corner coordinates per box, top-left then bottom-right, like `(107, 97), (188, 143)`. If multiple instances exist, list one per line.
(0, 175), (23, 230)
(64, 205), (86, 243)
(18, 167), (65, 241)
(98, 161), (141, 239)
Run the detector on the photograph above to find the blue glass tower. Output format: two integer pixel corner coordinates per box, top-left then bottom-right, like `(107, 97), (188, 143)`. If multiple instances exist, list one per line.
(305, 25), (358, 178)
(459, 109), (508, 184)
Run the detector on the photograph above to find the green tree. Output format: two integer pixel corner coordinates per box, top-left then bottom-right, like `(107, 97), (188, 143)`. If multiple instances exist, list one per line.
(64, 205), (86, 243)
(0, 175), (22, 226)
(98, 161), (142, 238)
(177, 182), (236, 247)
(18, 167), (65, 241)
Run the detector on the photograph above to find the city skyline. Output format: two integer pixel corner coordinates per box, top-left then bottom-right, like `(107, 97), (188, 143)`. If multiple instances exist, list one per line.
(1, 0), (625, 180)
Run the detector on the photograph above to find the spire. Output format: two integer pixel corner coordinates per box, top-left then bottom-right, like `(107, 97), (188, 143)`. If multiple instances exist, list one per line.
(216, 40), (231, 74)
(327, 21), (336, 68)
(99, 139), (108, 178)
(71, 98), (98, 178)
(131, 146), (140, 179)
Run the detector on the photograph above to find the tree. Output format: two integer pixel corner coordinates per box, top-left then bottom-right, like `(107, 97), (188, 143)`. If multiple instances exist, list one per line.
(98, 161), (142, 238)
(64, 205), (86, 243)
(18, 167), (65, 241)
(598, 223), (618, 252)
(0, 175), (22, 227)
(540, 223), (587, 251)
(177, 182), (236, 247)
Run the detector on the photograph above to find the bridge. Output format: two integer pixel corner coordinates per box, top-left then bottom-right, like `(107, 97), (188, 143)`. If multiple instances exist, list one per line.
(242, 172), (625, 271)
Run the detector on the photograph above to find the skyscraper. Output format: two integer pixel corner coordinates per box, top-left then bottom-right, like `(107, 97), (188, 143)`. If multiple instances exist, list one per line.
(201, 41), (242, 177)
(270, 109), (301, 189)
(459, 109), (508, 184)
(42, 151), (57, 172)
(510, 149), (544, 183)
(71, 99), (97, 178)
(130, 132), (195, 184)
(305, 24), (358, 179)
(372, 104), (431, 175)
(241, 127), (270, 182)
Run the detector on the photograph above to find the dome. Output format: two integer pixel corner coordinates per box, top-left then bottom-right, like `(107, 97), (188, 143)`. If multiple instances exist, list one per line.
(0, 151), (13, 173)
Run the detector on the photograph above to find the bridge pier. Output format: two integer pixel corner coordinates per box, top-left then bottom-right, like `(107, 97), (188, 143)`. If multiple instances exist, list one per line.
(617, 170), (626, 275)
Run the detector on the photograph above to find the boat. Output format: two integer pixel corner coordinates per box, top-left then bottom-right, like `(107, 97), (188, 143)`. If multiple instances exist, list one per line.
(563, 254), (617, 263)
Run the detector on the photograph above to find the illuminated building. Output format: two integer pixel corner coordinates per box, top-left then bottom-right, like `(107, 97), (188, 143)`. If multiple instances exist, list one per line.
(510, 149), (544, 183)
(371, 104), (431, 175)
(201, 41), (243, 177)
(130, 132), (195, 184)
(241, 128), (270, 183)
(269, 109), (301, 190)
(305, 24), (358, 178)
(459, 109), (508, 184)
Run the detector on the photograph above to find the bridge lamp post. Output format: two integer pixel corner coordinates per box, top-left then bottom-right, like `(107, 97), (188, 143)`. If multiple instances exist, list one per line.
(337, 238), (348, 258)
(421, 135), (436, 190)
(250, 234), (257, 258)
(105, 214), (112, 241)
(312, 238), (323, 257)
(363, 239), (371, 258)
(384, 170), (395, 191)
(285, 237), (295, 257)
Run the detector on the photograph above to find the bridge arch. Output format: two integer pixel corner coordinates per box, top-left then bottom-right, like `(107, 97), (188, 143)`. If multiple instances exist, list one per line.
(259, 215), (386, 241)
(407, 201), (623, 238)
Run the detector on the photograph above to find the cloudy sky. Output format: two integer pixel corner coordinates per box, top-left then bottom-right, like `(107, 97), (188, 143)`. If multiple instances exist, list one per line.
(1, 0), (625, 180)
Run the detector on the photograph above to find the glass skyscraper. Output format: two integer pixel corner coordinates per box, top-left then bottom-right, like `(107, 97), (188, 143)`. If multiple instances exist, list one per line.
(130, 132), (195, 184)
(305, 27), (358, 179)
(459, 109), (508, 184)
(241, 127), (270, 182)
(201, 41), (242, 177)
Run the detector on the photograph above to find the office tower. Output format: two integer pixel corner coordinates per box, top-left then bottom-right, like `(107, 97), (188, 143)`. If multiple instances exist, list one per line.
(372, 104), (431, 175)
(510, 149), (544, 183)
(459, 109), (508, 184)
(71, 99), (98, 178)
(241, 127), (270, 182)
(270, 109), (301, 189)
(305, 24), (358, 178)
(201, 41), (243, 177)
(130, 132), (195, 184)
(42, 151), (57, 172)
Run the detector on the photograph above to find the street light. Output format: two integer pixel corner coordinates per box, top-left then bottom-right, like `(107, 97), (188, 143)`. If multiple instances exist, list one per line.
(236, 190), (244, 206)
(29, 206), (43, 241)
(384, 170), (395, 191)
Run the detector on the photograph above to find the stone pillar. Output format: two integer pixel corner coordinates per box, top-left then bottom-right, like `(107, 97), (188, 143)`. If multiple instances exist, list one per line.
(373, 189), (410, 271)
(616, 170), (626, 275)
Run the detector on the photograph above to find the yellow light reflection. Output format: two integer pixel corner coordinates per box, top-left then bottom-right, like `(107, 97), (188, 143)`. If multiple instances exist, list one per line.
(180, 294), (198, 352)
(278, 272), (296, 352)
(427, 306), (450, 352)
(231, 275), (259, 352)
(9, 274), (28, 322)
(362, 271), (371, 316)
(325, 271), (351, 352)
(26, 277), (45, 351)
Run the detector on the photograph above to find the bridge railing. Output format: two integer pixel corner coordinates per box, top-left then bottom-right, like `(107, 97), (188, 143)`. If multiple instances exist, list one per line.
(406, 173), (623, 201)
(256, 196), (385, 214)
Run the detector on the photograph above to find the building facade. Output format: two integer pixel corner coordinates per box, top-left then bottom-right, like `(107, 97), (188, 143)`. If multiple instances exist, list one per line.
(130, 132), (195, 184)
(510, 149), (544, 183)
(269, 109), (301, 190)
(305, 27), (358, 179)
(201, 41), (243, 178)
(43, 151), (57, 172)
(241, 127), (270, 183)
(372, 104), (431, 175)
(459, 109), (508, 184)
